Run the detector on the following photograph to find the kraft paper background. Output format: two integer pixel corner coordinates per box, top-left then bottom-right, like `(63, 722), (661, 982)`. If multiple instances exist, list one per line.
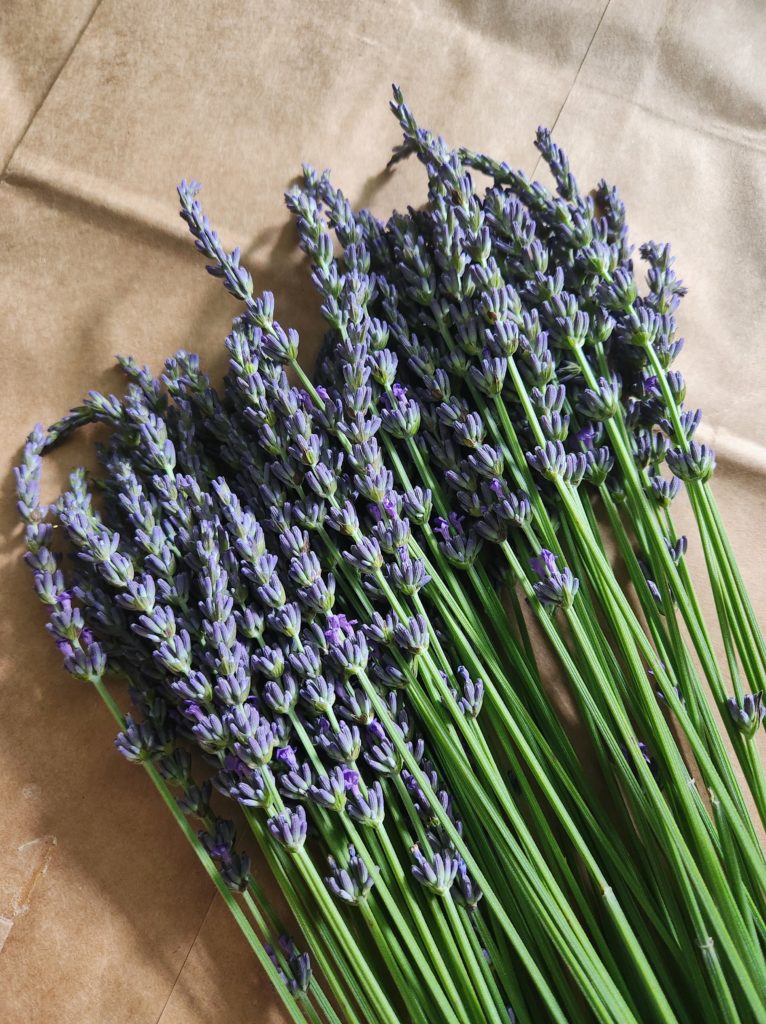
(1, 2), (764, 1021)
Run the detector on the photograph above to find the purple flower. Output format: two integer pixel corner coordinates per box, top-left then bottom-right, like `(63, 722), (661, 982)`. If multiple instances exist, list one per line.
(325, 845), (375, 905)
(324, 613), (357, 647)
(530, 549), (558, 579)
(276, 745), (299, 772)
(267, 806), (308, 851)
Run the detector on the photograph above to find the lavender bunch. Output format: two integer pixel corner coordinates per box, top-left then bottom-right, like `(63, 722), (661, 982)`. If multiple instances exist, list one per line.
(15, 87), (766, 1024)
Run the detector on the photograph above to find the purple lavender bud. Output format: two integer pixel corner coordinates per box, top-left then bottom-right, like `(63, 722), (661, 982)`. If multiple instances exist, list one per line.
(370, 650), (410, 690)
(233, 607), (264, 640)
(666, 369), (686, 403)
(434, 515), (483, 568)
(327, 500), (360, 536)
(453, 856), (483, 910)
(401, 486), (433, 525)
(452, 667), (484, 719)
(354, 466), (394, 504)
(48, 599), (85, 641)
(258, 575), (287, 610)
(489, 483), (532, 528)
(369, 350), (399, 387)
(177, 781), (212, 818)
(648, 471), (681, 508)
(578, 374), (621, 421)
(199, 819), (237, 864)
(629, 306), (662, 347)
(215, 666), (251, 706)
(309, 766), (348, 812)
(666, 442), (716, 483)
(328, 631), (370, 677)
(436, 397), (471, 430)
(115, 715), (163, 763)
(264, 674), (298, 714)
(270, 936), (312, 995)
(451, 411), (486, 449)
(280, 763), (313, 801)
(583, 446), (614, 486)
(153, 630), (192, 675)
(485, 319), (519, 357)
(526, 440), (567, 481)
(336, 685), (374, 725)
(260, 323), (299, 364)
(220, 850), (251, 893)
(348, 440), (385, 477)
(347, 780), (385, 828)
(373, 514), (411, 553)
(364, 730), (402, 776)
(267, 602), (302, 638)
(467, 443), (504, 481)
(398, 725), (422, 758)
(600, 266), (638, 313)
(228, 770), (267, 808)
(297, 575), (336, 615)
(344, 536), (384, 574)
(275, 745), (299, 771)
(190, 709), (230, 752)
(469, 354), (507, 396)
(530, 550), (579, 610)
(235, 721), (277, 767)
(289, 645), (323, 679)
(387, 551), (431, 597)
(316, 720), (362, 763)
(116, 575), (157, 613)
(292, 498), (327, 531)
(540, 410), (570, 441)
(551, 306), (590, 351)
(531, 383), (566, 414)
(325, 845), (375, 905)
(664, 535), (688, 565)
(246, 552), (279, 587)
(299, 674), (335, 714)
(280, 528), (310, 561)
(632, 429), (670, 466)
(252, 644), (286, 680)
(380, 386), (421, 438)
(410, 846), (459, 896)
(267, 805), (308, 851)
(157, 749), (192, 787)
(726, 692), (765, 739)
(363, 611), (398, 646)
(63, 641), (107, 684)
(394, 614), (430, 656)
(324, 614), (357, 647)
(32, 569), (65, 606)
(575, 422), (602, 451)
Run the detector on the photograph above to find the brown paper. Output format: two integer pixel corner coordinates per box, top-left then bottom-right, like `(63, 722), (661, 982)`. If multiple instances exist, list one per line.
(1, 1), (764, 1020)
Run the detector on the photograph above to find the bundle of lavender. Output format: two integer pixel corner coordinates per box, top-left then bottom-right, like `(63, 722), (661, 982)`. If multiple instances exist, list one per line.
(15, 88), (766, 1023)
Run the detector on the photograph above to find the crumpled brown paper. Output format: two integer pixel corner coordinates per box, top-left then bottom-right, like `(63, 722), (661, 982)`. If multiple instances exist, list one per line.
(1, 1), (764, 1020)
